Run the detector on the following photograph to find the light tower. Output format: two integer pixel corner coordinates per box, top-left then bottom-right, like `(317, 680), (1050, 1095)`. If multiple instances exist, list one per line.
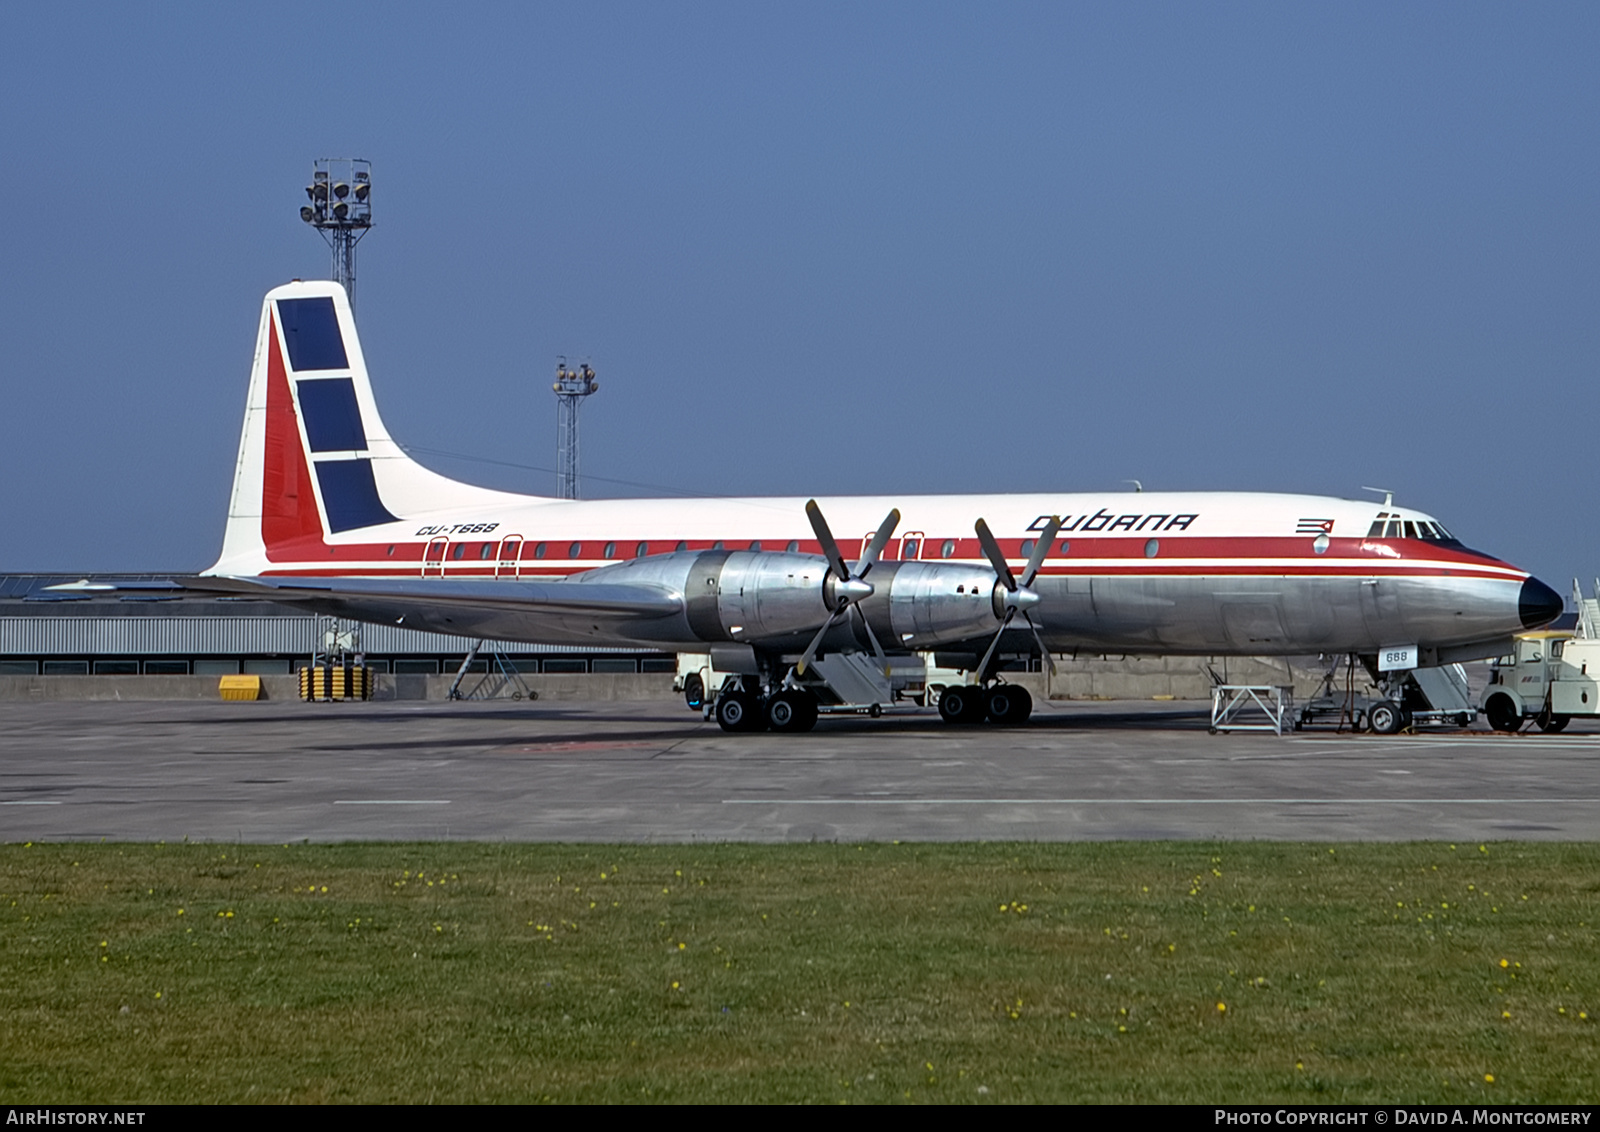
(552, 358), (599, 499)
(298, 158), (372, 306)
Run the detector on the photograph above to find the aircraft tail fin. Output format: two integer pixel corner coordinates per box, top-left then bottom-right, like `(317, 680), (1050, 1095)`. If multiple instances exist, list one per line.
(210, 281), (530, 574)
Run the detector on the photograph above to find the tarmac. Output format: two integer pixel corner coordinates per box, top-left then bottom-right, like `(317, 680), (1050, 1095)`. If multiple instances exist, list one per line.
(2, 698), (1597, 843)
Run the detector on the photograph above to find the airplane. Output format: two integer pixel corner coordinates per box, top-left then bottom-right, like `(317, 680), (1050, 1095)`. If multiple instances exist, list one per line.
(149, 280), (1563, 732)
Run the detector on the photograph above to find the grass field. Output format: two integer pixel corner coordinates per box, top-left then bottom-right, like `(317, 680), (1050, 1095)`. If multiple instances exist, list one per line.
(1, 841), (1597, 1104)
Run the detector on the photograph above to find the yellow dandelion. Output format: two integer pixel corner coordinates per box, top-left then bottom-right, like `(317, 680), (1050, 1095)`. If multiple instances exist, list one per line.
(1217, 1002), (1227, 1013)
(1485, 1074), (1495, 1083)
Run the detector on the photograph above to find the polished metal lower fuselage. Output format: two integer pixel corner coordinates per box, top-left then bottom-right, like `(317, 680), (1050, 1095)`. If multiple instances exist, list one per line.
(286, 549), (1543, 663)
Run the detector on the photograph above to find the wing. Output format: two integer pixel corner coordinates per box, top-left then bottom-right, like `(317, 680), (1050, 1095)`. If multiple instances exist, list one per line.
(172, 575), (685, 647)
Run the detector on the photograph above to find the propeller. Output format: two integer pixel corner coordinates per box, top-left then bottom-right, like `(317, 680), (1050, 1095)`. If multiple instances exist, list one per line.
(972, 516), (1061, 681)
(794, 500), (900, 675)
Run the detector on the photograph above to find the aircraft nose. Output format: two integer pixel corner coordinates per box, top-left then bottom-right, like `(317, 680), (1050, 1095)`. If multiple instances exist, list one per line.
(1519, 576), (1564, 630)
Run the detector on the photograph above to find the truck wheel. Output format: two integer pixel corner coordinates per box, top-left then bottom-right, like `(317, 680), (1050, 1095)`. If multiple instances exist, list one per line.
(1485, 695), (1522, 733)
(1537, 712), (1570, 734)
(684, 673), (705, 711)
(1368, 700), (1403, 735)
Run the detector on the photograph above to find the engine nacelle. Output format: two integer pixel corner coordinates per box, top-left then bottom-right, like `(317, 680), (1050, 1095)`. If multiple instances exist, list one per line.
(575, 550), (1007, 649)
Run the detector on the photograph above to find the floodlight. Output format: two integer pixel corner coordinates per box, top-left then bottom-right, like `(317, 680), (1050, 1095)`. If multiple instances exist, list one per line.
(333, 181), (349, 199)
(331, 200), (349, 220)
(353, 183), (369, 202)
(300, 206), (315, 222)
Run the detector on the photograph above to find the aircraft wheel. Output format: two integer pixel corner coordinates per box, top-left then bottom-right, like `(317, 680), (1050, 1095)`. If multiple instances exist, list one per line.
(1537, 712), (1570, 734)
(684, 673), (705, 711)
(716, 691), (763, 733)
(938, 685), (981, 725)
(1368, 700), (1403, 735)
(985, 685), (1032, 725)
(766, 690), (818, 733)
(1485, 695), (1522, 733)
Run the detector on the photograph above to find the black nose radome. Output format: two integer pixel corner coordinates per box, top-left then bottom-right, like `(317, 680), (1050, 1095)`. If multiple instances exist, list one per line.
(1519, 577), (1564, 630)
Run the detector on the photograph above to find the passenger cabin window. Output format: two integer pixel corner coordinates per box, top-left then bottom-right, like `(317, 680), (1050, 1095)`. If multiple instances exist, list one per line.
(452, 543), (466, 560)
(903, 539), (920, 559)
(1020, 540), (1035, 559)
(568, 542), (582, 559)
(786, 540), (799, 553)
(534, 542), (547, 559)
(750, 541), (762, 552)
(635, 542), (649, 558)
(603, 542), (616, 558)
(675, 541), (688, 552)
(479, 543), (494, 560)
(940, 539), (956, 559)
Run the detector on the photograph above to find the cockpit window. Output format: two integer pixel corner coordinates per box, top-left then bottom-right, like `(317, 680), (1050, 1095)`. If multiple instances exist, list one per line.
(1403, 521), (1417, 539)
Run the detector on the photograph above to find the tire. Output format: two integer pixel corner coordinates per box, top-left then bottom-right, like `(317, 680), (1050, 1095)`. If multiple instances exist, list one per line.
(1368, 700), (1403, 735)
(1485, 695), (1522, 734)
(767, 690), (818, 733)
(985, 685), (1033, 725)
(684, 673), (705, 711)
(939, 685), (982, 725)
(1537, 712), (1570, 734)
(716, 691), (763, 733)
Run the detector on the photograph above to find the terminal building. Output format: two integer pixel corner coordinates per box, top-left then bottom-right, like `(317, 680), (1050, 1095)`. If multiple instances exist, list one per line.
(0, 575), (675, 679)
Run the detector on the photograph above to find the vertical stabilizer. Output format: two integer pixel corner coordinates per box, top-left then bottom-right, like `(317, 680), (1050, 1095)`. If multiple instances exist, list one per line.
(209, 281), (534, 575)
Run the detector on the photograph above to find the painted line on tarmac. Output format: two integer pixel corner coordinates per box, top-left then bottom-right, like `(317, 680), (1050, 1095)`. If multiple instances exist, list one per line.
(0, 800), (61, 806)
(333, 800), (451, 805)
(722, 797), (1600, 805)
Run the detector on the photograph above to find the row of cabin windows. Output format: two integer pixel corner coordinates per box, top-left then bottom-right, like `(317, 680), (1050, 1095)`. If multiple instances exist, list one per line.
(431, 537), (1092, 563)
(442, 539), (806, 562)
(1365, 513), (1458, 542)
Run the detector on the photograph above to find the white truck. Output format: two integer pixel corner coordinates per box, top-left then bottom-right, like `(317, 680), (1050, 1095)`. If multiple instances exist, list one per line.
(1481, 581), (1599, 733)
(1481, 630), (1599, 732)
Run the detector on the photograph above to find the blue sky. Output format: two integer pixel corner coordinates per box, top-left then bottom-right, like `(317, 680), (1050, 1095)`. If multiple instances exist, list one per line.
(1, 3), (1596, 589)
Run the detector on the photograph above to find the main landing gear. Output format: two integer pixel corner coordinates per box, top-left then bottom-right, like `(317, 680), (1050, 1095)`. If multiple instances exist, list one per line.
(936, 683), (1033, 726)
(713, 684), (822, 734)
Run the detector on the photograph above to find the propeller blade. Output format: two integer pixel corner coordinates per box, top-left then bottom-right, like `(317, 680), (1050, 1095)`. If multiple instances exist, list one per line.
(795, 605), (844, 676)
(805, 499), (850, 580)
(974, 518), (1017, 592)
(855, 508), (902, 577)
(850, 603), (891, 674)
(974, 609), (1015, 682)
(1019, 517), (1061, 589)
(1024, 611), (1056, 676)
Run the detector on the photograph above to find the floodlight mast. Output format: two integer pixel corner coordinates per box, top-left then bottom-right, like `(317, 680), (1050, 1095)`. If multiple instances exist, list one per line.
(299, 158), (372, 306)
(552, 358), (599, 499)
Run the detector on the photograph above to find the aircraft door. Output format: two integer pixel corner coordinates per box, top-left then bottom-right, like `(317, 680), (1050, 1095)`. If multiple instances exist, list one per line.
(498, 536), (523, 578)
(423, 538), (448, 577)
